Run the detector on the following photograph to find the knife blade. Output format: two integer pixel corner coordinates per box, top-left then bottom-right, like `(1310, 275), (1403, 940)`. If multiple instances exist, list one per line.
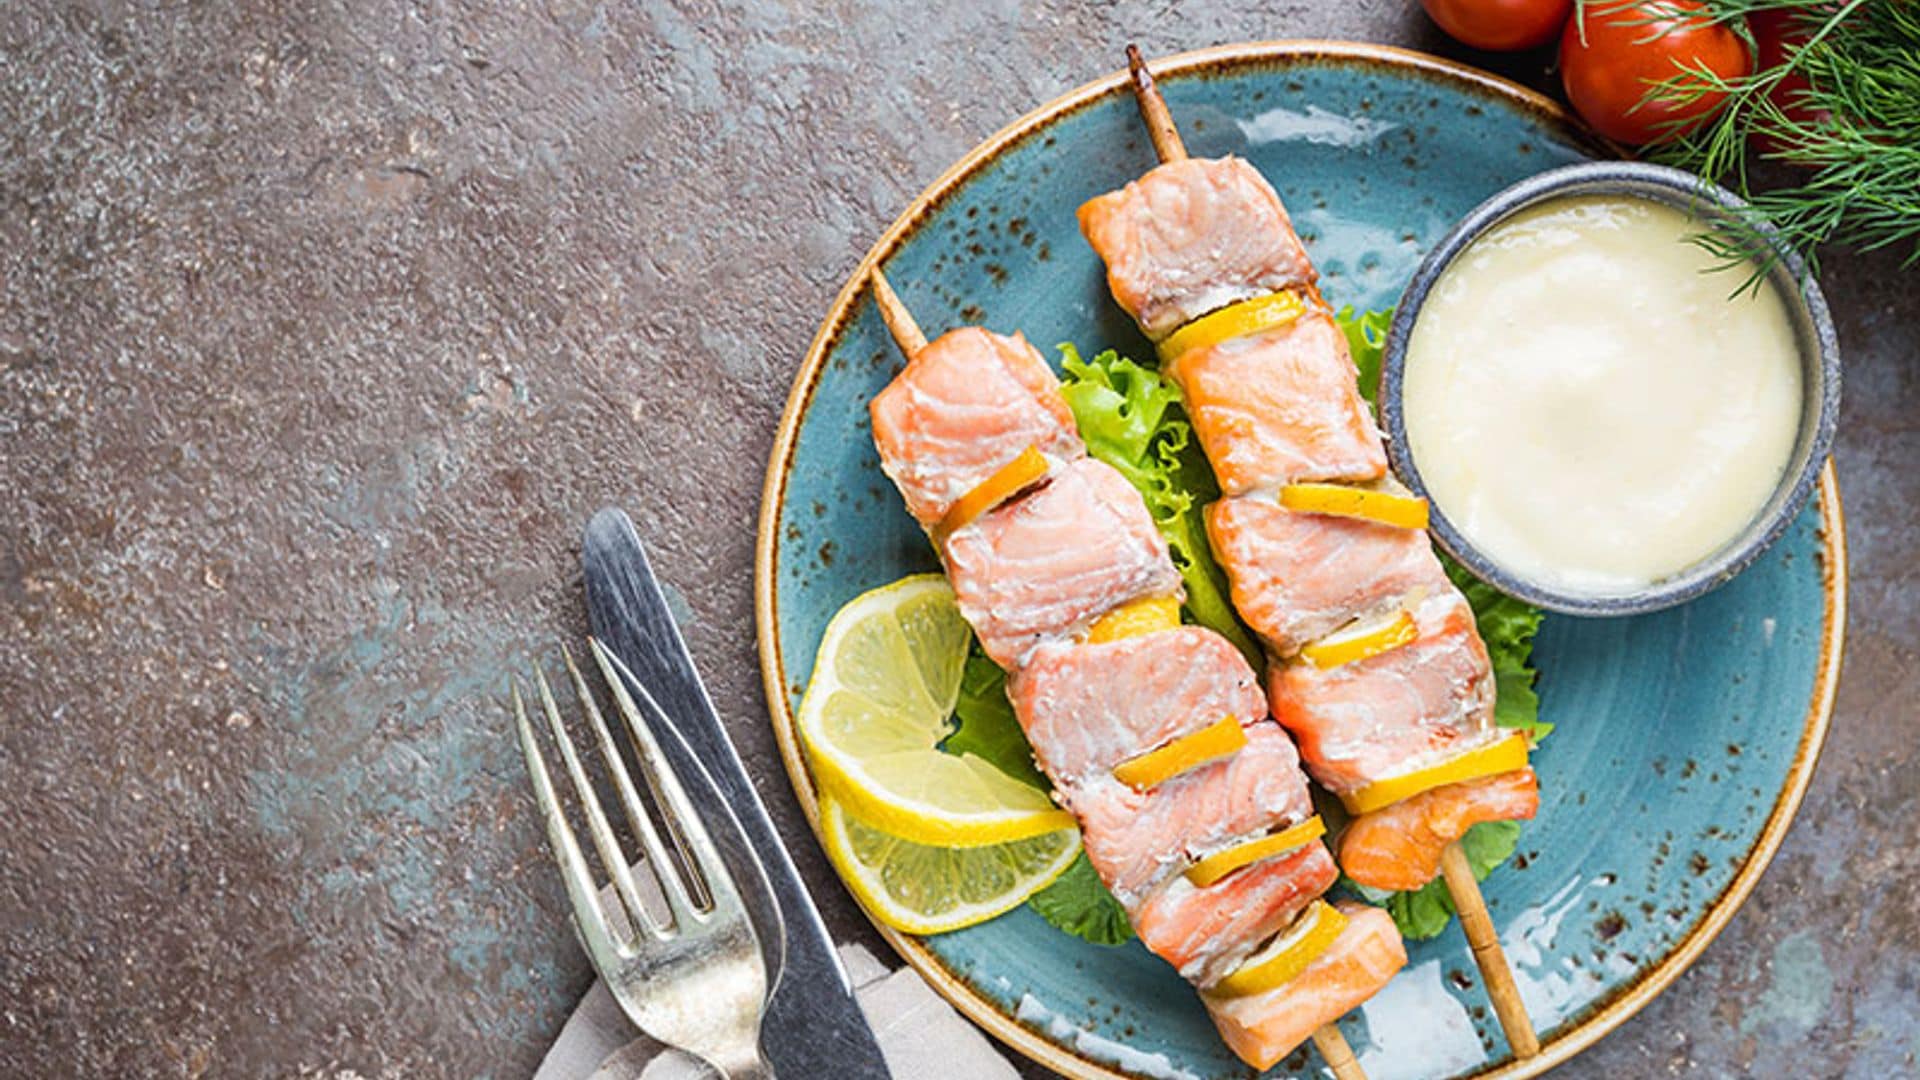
(583, 507), (891, 1080)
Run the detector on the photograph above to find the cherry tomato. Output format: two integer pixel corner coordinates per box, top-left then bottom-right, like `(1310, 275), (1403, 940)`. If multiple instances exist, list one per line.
(1558, 1), (1752, 145)
(1420, 0), (1574, 52)
(1749, 7), (1828, 152)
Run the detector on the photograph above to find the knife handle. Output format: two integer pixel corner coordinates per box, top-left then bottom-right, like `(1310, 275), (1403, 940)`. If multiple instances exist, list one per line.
(583, 508), (891, 1079)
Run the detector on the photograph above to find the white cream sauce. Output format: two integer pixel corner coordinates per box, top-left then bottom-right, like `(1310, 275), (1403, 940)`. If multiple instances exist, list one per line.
(1402, 195), (1804, 596)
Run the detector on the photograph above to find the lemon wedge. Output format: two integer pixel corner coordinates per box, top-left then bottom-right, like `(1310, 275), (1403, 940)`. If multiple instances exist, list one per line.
(1209, 899), (1348, 998)
(1086, 596), (1182, 644)
(798, 574), (1075, 847)
(1299, 610), (1418, 669)
(1340, 731), (1531, 816)
(1185, 816), (1327, 888)
(820, 796), (1081, 934)
(1158, 291), (1309, 362)
(934, 446), (1050, 544)
(1279, 483), (1430, 530)
(1112, 715), (1247, 791)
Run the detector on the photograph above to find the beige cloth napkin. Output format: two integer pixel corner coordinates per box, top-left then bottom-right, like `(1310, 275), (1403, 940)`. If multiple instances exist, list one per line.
(533, 942), (1020, 1079)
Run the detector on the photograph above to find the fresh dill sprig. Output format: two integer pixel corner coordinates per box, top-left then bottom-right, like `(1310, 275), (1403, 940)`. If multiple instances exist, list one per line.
(1636, 0), (1920, 282)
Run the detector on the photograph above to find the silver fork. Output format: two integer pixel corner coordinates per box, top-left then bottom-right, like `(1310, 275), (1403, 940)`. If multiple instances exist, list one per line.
(513, 639), (772, 1079)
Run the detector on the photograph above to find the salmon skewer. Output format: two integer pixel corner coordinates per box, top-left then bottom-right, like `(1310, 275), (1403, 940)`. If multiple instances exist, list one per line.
(1084, 46), (1544, 1061)
(866, 269), (1397, 1079)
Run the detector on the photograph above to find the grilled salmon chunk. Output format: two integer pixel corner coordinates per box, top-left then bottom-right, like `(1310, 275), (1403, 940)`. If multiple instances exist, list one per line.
(1206, 496), (1451, 657)
(1268, 591), (1496, 795)
(1202, 903), (1408, 1070)
(1134, 842), (1339, 986)
(1059, 722), (1315, 903)
(1341, 768), (1540, 891)
(1166, 308), (1387, 496)
(870, 327), (1084, 527)
(944, 457), (1182, 670)
(1077, 157), (1315, 340)
(1010, 626), (1264, 783)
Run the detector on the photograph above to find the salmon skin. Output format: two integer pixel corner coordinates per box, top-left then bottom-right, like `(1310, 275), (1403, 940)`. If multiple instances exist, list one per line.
(1341, 768), (1540, 891)
(1207, 496), (1452, 658)
(869, 327), (1084, 527)
(1268, 591), (1496, 795)
(943, 457), (1183, 670)
(1166, 308), (1387, 497)
(1011, 626), (1264, 784)
(1077, 157), (1315, 340)
(1202, 903), (1408, 1070)
(1059, 722), (1317, 905)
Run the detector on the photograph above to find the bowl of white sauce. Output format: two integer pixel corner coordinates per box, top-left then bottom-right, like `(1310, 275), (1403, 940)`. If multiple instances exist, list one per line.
(1380, 162), (1839, 616)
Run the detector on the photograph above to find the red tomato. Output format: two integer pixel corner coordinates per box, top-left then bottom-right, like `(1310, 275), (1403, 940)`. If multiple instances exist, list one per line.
(1749, 7), (1828, 151)
(1558, 1), (1752, 145)
(1421, 0), (1574, 51)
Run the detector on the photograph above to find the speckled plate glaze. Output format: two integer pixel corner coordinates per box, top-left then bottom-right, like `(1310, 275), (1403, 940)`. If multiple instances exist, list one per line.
(755, 42), (1846, 1080)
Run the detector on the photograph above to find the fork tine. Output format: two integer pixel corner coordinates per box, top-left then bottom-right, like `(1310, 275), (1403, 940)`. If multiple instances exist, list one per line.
(557, 643), (694, 927)
(589, 638), (722, 921)
(533, 662), (665, 941)
(511, 680), (625, 968)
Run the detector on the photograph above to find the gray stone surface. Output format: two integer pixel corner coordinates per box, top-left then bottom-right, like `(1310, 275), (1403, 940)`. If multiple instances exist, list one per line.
(2, 2), (1913, 1077)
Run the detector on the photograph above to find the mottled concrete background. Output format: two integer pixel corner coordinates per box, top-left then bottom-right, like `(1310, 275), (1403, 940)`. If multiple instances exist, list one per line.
(2, 2), (1914, 1077)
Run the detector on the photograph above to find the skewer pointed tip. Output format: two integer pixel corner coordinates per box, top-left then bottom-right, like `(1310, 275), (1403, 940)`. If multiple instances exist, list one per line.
(1120, 45), (1187, 163)
(869, 267), (928, 358)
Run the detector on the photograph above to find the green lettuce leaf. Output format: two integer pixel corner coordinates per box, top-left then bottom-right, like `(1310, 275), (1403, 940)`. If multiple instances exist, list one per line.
(1445, 562), (1550, 741)
(1057, 344), (1262, 668)
(942, 645), (1049, 790)
(1028, 852), (1135, 945)
(1338, 304), (1394, 411)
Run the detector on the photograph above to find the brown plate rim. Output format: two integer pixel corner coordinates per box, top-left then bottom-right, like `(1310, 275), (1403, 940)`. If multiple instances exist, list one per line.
(752, 38), (1848, 1080)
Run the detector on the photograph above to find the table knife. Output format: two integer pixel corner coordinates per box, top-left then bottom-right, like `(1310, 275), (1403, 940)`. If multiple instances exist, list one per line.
(583, 507), (891, 1079)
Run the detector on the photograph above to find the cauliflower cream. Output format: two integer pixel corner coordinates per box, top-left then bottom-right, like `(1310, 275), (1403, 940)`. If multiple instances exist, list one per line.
(1401, 195), (1803, 597)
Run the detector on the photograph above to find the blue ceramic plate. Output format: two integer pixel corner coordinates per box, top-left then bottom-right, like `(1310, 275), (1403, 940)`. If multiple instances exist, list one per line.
(755, 42), (1845, 1080)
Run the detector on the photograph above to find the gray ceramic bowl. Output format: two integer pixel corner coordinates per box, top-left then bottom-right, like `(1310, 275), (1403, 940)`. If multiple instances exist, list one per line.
(1380, 161), (1840, 616)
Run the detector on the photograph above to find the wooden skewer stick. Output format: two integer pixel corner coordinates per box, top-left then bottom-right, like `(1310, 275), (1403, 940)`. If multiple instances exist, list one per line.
(871, 266), (927, 354)
(1120, 46), (1541, 1063)
(1440, 843), (1541, 1058)
(868, 261), (1366, 1080)
(1310, 1024), (1368, 1080)
(1126, 44), (1187, 163)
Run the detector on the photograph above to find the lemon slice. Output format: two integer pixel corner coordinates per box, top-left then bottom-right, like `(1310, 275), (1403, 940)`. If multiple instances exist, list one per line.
(1086, 596), (1182, 644)
(1158, 291), (1309, 362)
(1299, 610), (1418, 669)
(1279, 483), (1430, 530)
(934, 446), (1050, 544)
(1209, 899), (1348, 998)
(1112, 715), (1247, 791)
(798, 574), (1075, 847)
(1340, 731), (1531, 816)
(819, 796), (1081, 934)
(1185, 815), (1327, 888)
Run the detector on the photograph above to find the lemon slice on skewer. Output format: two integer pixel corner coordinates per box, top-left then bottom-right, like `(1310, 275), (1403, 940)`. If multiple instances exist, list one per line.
(1158, 291), (1309, 363)
(1111, 715), (1248, 791)
(819, 796), (1080, 934)
(1209, 899), (1349, 998)
(798, 574), (1075, 847)
(1340, 731), (1532, 816)
(1279, 483), (1430, 530)
(1299, 610), (1418, 669)
(1185, 815), (1327, 888)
